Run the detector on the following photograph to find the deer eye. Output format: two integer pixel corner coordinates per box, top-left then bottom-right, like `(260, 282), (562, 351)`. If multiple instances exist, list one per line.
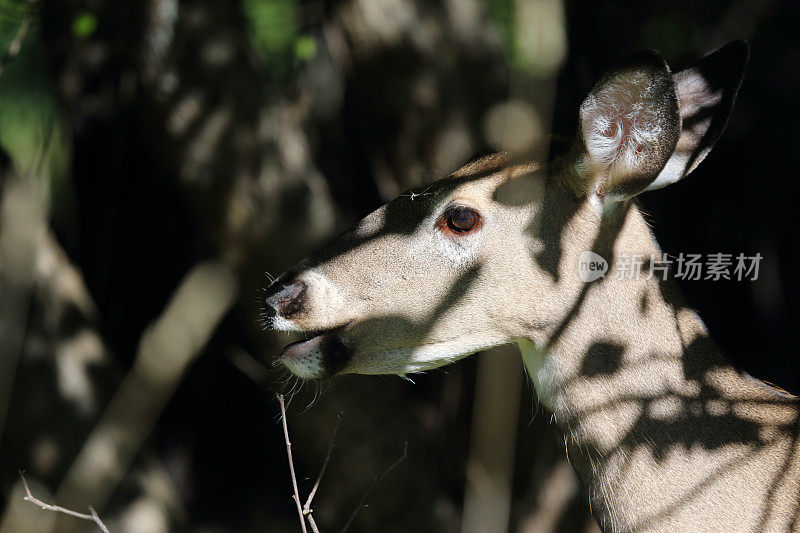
(446, 207), (480, 234)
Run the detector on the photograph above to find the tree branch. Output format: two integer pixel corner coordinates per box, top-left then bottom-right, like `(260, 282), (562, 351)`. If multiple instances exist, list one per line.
(340, 442), (408, 532)
(278, 393), (308, 533)
(19, 472), (110, 533)
(304, 412), (343, 514)
(278, 397), (405, 532)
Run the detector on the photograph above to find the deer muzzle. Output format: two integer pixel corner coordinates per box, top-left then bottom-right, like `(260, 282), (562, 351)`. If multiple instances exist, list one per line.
(279, 326), (350, 379)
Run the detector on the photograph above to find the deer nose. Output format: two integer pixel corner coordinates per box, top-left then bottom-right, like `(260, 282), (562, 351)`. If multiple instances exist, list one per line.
(265, 281), (308, 317)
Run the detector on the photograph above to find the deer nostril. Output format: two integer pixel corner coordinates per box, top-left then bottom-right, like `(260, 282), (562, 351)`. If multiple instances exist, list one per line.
(275, 283), (303, 304)
(266, 281), (308, 317)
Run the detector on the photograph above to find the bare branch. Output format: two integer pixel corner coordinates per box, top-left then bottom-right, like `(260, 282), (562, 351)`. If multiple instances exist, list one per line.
(304, 412), (343, 513)
(19, 472), (110, 533)
(277, 400), (404, 532)
(306, 513), (321, 533)
(340, 442), (408, 533)
(278, 394), (308, 533)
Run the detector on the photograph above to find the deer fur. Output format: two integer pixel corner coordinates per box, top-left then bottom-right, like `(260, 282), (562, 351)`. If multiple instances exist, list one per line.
(264, 42), (800, 532)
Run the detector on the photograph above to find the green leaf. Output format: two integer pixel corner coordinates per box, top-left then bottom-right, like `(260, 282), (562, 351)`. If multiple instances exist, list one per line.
(72, 11), (98, 39)
(294, 35), (316, 61)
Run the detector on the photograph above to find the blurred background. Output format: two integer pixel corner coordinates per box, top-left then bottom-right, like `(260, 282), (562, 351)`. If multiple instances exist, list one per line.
(0, 0), (797, 531)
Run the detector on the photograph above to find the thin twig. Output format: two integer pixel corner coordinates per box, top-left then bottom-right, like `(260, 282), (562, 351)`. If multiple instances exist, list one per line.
(304, 412), (343, 513)
(18, 472), (110, 533)
(306, 513), (321, 533)
(300, 412), (343, 532)
(278, 394), (308, 533)
(340, 442), (408, 533)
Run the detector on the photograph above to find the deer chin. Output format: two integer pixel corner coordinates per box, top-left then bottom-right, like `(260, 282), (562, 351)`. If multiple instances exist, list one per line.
(279, 326), (350, 379)
(279, 324), (497, 379)
(339, 333), (506, 376)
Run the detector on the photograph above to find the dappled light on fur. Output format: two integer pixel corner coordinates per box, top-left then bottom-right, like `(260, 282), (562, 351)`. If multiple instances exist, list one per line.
(267, 41), (799, 532)
(3, 0), (796, 531)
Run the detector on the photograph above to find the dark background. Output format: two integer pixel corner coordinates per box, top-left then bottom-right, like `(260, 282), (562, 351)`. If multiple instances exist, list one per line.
(0, 0), (796, 531)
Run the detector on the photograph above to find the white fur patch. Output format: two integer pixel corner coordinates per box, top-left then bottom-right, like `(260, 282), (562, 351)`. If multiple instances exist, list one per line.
(517, 338), (559, 410)
(280, 349), (324, 379)
(358, 334), (505, 375)
(271, 315), (302, 332)
(581, 75), (664, 186)
(428, 231), (478, 268)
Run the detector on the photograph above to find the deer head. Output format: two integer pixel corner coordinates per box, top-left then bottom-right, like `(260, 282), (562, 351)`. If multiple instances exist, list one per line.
(264, 42), (748, 382)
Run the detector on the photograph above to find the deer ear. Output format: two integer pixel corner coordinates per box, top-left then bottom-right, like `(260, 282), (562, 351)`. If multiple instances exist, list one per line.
(574, 50), (681, 206)
(646, 41), (748, 191)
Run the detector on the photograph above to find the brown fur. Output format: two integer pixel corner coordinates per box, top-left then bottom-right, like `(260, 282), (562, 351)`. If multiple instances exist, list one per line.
(266, 42), (798, 532)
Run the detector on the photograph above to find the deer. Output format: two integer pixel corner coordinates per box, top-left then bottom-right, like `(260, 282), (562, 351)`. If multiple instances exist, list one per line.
(263, 41), (800, 532)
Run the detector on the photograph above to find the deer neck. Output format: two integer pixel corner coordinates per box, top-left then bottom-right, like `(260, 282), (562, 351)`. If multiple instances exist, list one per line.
(520, 201), (734, 412)
(518, 202), (800, 531)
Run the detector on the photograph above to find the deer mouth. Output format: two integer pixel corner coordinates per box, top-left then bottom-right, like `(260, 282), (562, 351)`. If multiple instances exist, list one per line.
(279, 326), (350, 379)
